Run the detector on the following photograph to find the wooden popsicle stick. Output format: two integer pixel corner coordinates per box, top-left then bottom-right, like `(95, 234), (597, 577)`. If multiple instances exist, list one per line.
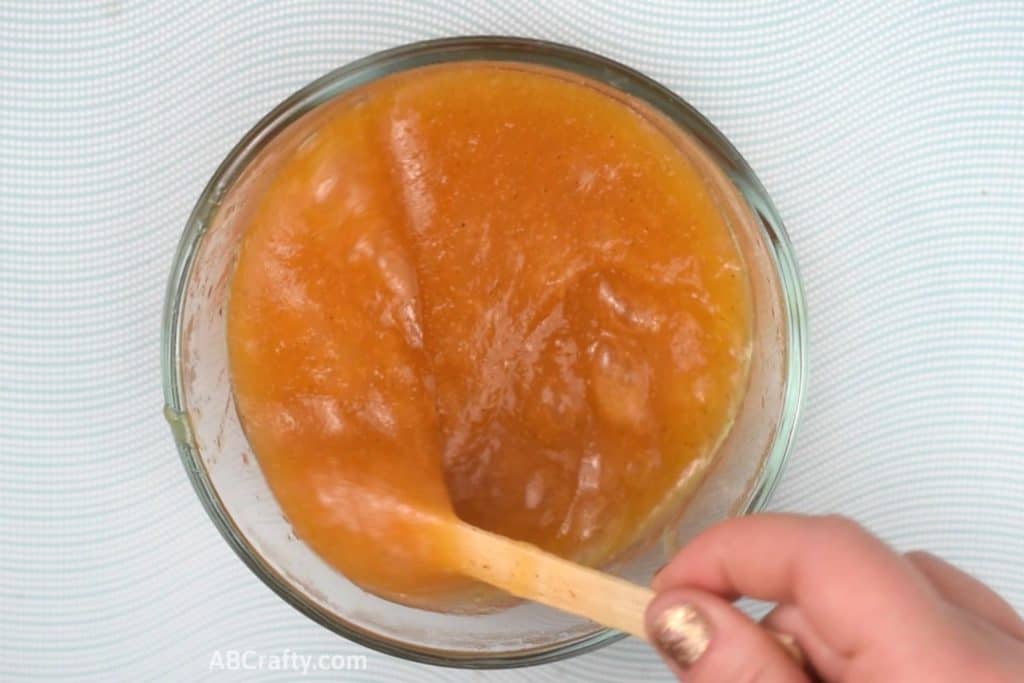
(450, 521), (804, 664)
(452, 521), (653, 637)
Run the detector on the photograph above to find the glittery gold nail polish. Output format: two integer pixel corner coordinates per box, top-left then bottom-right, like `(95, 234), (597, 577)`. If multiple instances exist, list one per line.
(651, 604), (711, 669)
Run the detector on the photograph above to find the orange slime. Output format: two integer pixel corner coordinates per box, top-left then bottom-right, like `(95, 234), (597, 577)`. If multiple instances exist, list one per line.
(228, 63), (751, 609)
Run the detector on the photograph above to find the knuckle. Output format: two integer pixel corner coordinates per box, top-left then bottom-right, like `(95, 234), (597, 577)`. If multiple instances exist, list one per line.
(733, 662), (773, 683)
(904, 549), (936, 564)
(819, 514), (866, 541)
(706, 649), (793, 683)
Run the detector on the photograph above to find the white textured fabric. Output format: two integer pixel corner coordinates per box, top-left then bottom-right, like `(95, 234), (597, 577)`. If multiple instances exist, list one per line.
(2, 1), (1022, 680)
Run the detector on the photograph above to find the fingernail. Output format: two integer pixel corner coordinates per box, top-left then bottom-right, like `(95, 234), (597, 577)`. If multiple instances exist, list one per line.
(651, 604), (711, 669)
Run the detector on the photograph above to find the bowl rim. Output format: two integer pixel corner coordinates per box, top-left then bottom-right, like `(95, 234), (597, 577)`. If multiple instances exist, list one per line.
(161, 35), (808, 669)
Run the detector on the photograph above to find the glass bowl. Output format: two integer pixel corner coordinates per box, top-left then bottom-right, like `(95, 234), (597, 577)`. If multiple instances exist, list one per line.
(161, 36), (807, 668)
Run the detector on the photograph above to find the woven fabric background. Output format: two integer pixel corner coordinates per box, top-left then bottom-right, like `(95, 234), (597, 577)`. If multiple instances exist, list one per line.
(2, 1), (1022, 680)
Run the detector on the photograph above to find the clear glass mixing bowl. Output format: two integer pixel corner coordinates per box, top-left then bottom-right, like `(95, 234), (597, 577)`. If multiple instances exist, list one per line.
(161, 36), (807, 668)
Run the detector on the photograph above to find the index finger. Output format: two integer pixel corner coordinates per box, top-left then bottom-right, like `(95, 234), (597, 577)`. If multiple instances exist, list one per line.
(653, 514), (939, 654)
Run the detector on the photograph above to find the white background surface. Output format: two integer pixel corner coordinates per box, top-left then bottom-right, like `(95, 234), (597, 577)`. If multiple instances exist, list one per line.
(1, 1), (1022, 680)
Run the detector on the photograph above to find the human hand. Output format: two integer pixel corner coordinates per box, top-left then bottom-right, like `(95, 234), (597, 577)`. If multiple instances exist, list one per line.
(646, 514), (1024, 682)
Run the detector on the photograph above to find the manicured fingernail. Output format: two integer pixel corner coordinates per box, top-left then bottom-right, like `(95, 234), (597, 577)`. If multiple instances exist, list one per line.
(651, 604), (710, 669)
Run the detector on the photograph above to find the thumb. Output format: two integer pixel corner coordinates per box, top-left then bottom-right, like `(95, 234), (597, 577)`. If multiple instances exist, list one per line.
(646, 589), (809, 683)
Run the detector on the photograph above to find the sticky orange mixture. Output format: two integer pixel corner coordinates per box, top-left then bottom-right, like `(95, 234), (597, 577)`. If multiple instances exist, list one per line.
(228, 63), (752, 608)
